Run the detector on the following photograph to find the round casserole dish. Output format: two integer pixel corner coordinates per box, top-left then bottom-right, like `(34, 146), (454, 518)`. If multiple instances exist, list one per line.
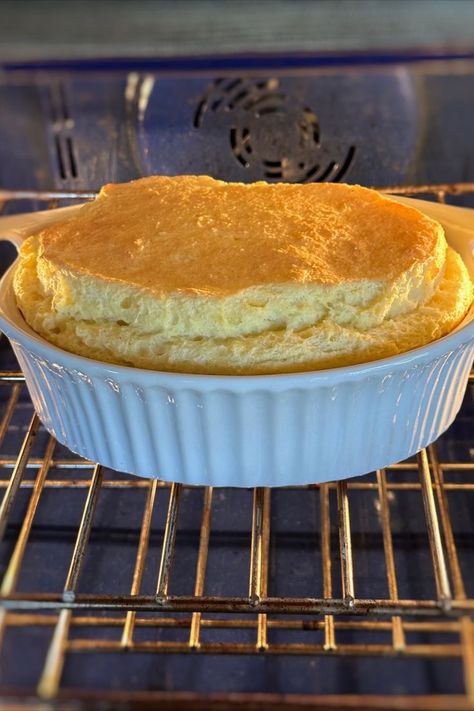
(0, 197), (473, 487)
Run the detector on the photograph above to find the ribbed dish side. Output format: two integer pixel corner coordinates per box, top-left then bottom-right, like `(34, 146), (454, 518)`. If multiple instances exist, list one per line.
(9, 338), (474, 487)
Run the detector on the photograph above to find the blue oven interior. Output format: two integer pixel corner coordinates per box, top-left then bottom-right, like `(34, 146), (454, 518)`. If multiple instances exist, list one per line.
(0, 56), (474, 708)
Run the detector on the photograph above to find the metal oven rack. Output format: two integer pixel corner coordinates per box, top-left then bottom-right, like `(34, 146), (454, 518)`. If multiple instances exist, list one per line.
(0, 183), (473, 710)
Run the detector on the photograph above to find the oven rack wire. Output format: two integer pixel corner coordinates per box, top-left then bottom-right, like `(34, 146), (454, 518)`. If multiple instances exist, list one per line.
(0, 182), (473, 710)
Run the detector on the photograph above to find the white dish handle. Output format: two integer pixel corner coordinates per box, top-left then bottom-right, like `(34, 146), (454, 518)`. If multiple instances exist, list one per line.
(390, 195), (474, 275)
(0, 204), (86, 251)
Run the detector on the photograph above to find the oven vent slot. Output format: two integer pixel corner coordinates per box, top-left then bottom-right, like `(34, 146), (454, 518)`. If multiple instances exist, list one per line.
(43, 83), (79, 184)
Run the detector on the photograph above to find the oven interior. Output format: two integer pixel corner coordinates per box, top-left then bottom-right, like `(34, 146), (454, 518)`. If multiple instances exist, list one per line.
(0, 56), (474, 710)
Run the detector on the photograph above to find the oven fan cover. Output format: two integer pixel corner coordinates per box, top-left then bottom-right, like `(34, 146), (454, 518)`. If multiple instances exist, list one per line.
(131, 70), (417, 186)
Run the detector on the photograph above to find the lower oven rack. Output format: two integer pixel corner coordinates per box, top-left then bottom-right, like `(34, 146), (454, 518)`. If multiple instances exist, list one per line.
(0, 183), (473, 710)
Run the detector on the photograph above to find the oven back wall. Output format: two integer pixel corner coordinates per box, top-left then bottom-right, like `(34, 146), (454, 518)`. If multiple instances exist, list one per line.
(1, 62), (474, 191)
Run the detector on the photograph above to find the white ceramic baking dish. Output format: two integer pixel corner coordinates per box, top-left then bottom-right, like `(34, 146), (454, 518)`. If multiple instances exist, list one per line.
(0, 197), (472, 487)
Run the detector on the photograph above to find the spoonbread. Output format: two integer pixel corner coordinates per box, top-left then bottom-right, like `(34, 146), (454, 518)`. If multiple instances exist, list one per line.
(13, 176), (474, 374)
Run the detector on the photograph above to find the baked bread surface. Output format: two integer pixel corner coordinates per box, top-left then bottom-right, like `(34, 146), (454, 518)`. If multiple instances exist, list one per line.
(13, 176), (474, 374)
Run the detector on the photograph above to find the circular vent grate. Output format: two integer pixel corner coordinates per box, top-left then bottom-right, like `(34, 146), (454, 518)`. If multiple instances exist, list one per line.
(194, 78), (355, 182)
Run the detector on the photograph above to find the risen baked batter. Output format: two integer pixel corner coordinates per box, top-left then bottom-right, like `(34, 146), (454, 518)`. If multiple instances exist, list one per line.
(13, 176), (473, 374)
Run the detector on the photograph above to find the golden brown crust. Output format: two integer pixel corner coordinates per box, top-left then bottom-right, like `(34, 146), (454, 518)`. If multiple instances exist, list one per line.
(37, 176), (444, 296)
(14, 176), (472, 375)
